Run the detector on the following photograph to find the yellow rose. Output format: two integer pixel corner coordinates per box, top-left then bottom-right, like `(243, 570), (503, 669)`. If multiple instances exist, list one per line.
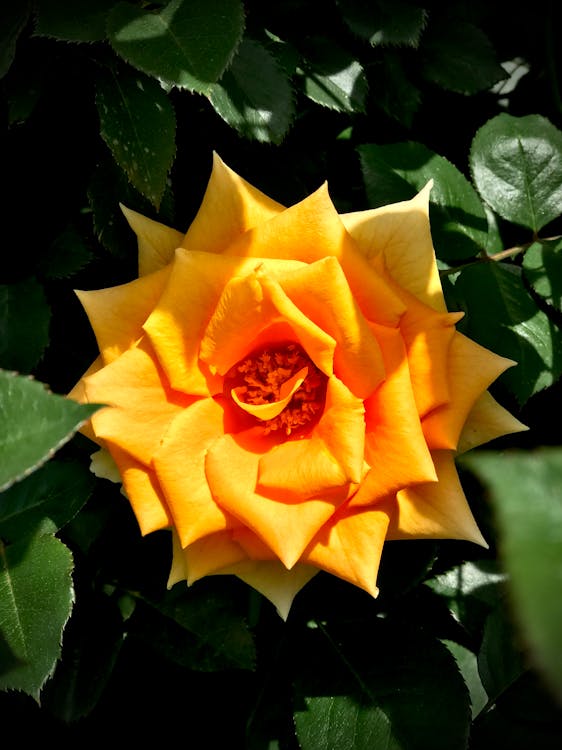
(69, 154), (526, 618)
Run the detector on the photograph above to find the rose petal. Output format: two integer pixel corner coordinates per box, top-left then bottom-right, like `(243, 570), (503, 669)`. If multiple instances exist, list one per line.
(181, 152), (284, 255)
(108, 444), (172, 534)
(384, 450), (487, 546)
(153, 397), (238, 547)
(232, 367), (308, 421)
(76, 266), (171, 365)
(457, 390), (528, 453)
(120, 204), (184, 276)
(274, 256), (385, 399)
(349, 325), (437, 507)
(175, 530), (249, 585)
(67, 355), (104, 442)
(222, 182), (406, 326)
(302, 506), (390, 597)
(84, 339), (193, 465)
(205, 433), (339, 569)
(422, 332), (516, 450)
(341, 182), (447, 313)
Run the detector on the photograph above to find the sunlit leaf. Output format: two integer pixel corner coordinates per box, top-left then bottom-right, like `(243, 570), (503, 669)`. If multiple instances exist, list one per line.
(300, 38), (367, 113)
(522, 238), (562, 312)
(470, 114), (562, 232)
(0, 534), (74, 700)
(0, 370), (100, 491)
(107, 0), (245, 93)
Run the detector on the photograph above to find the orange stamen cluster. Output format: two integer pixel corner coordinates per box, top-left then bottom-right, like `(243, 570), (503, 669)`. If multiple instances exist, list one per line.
(225, 343), (327, 436)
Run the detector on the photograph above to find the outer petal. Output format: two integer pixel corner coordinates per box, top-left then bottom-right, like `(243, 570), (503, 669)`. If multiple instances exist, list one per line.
(200, 266), (336, 378)
(222, 183), (406, 326)
(257, 376), (366, 497)
(181, 152), (284, 255)
(67, 355), (104, 442)
(384, 450), (487, 546)
(350, 324), (437, 507)
(153, 397), (237, 547)
(205, 433), (339, 569)
(83, 339), (193, 465)
(457, 390), (528, 453)
(302, 506), (389, 597)
(422, 333), (516, 450)
(108, 444), (172, 534)
(274, 256), (385, 399)
(120, 204), (184, 276)
(341, 182), (447, 313)
(75, 266), (171, 365)
(218, 560), (319, 620)
(174, 530), (249, 585)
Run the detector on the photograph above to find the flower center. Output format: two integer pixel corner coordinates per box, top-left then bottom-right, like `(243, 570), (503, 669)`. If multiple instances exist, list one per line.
(224, 343), (327, 436)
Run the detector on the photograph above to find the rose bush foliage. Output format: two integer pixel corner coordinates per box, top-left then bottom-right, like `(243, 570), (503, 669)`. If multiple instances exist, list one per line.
(69, 154), (526, 618)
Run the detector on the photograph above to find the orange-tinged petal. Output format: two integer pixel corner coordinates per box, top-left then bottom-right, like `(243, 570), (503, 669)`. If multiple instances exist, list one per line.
(67, 355), (104, 442)
(399, 294), (463, 417)
(217, 560), (319, 620)
(341, 182), (447, 313)
(108, 444), (172, 534)
(75, 266), (171, 365)
(168, 529), (188, 587)
(302, 506), (390, 597)
(200, 266), (336, 378)
(457, 390), (528, 453)
(350, 325), (437, 507)
(222, 182), (406, 326)
(384, 450), (487, 546)
(84, 339), (193, 465)
(422, 332), (516, 450)
(181, 152), (284, 255)
(205, 433), (339, 569)
(176, 530), (249, 585)
(153, 397), (237, 547)
(275, 256), (385, 399)
(258, 376), (366, 497)
(120, 204), (184, 276)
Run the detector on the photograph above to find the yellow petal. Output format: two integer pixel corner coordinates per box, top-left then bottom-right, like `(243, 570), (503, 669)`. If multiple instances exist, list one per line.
(303, 506), (389, 597)
(422, 333), (516, 450)
(84, 339), (193, 465)
(205, 433), (339, 569)
(153, 397), (237, 547)
(200, 265), (336, 378)
(181, 152), (284, 255)
(258, 376), (366, 496)
(120, 204), (184, 276)
(222, 182), (406, 326)
(109, 444), (172, 534)
(232, 367), (308, 421)
(178, 531), (249, 584)
(219, 560), (319, 620)
(75, 266), (171, 365)
(350, 324), (437, 507)
(67, 355), (104, 442)
(384, 450), (487, 546)
(457, 390), (528, 453)
(168, 529), (188, 587)
(341, 182), (447, 312)
(89, 447), (121, 483)
(275, 256), (385, 399)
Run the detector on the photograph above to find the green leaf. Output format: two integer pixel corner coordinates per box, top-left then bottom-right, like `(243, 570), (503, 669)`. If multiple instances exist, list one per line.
(0, 1), (31, 79)
(443, 640), (488, 718)
(36, 226), (92, 280)
(0, 370), (100, 492)
(454, 261), (562, 402)
(209, 39), (294, 144)
(339, 0), (427, 47)
(463, 448), (562, 704)
(294, 622), (470, 750)
(470, 114), (562, 232)
(107, 0), (245, 94)
(0, 278), (51, 373)
(420, 19), (506, 95)
(369, 52), (421, 128)
(358, 141), (490, 260)
(477, 604), (526, 706)
(34, 0), (115, 42)
(96, 65), (176, 209)
(0, 534), (74, 700)
(522, 239), (562, 312)
(300, 38), (367, 113)
(0, 459), (95, 543)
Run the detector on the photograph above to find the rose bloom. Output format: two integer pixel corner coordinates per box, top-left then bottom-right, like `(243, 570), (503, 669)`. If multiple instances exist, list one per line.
(69, 155), (526, 618)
